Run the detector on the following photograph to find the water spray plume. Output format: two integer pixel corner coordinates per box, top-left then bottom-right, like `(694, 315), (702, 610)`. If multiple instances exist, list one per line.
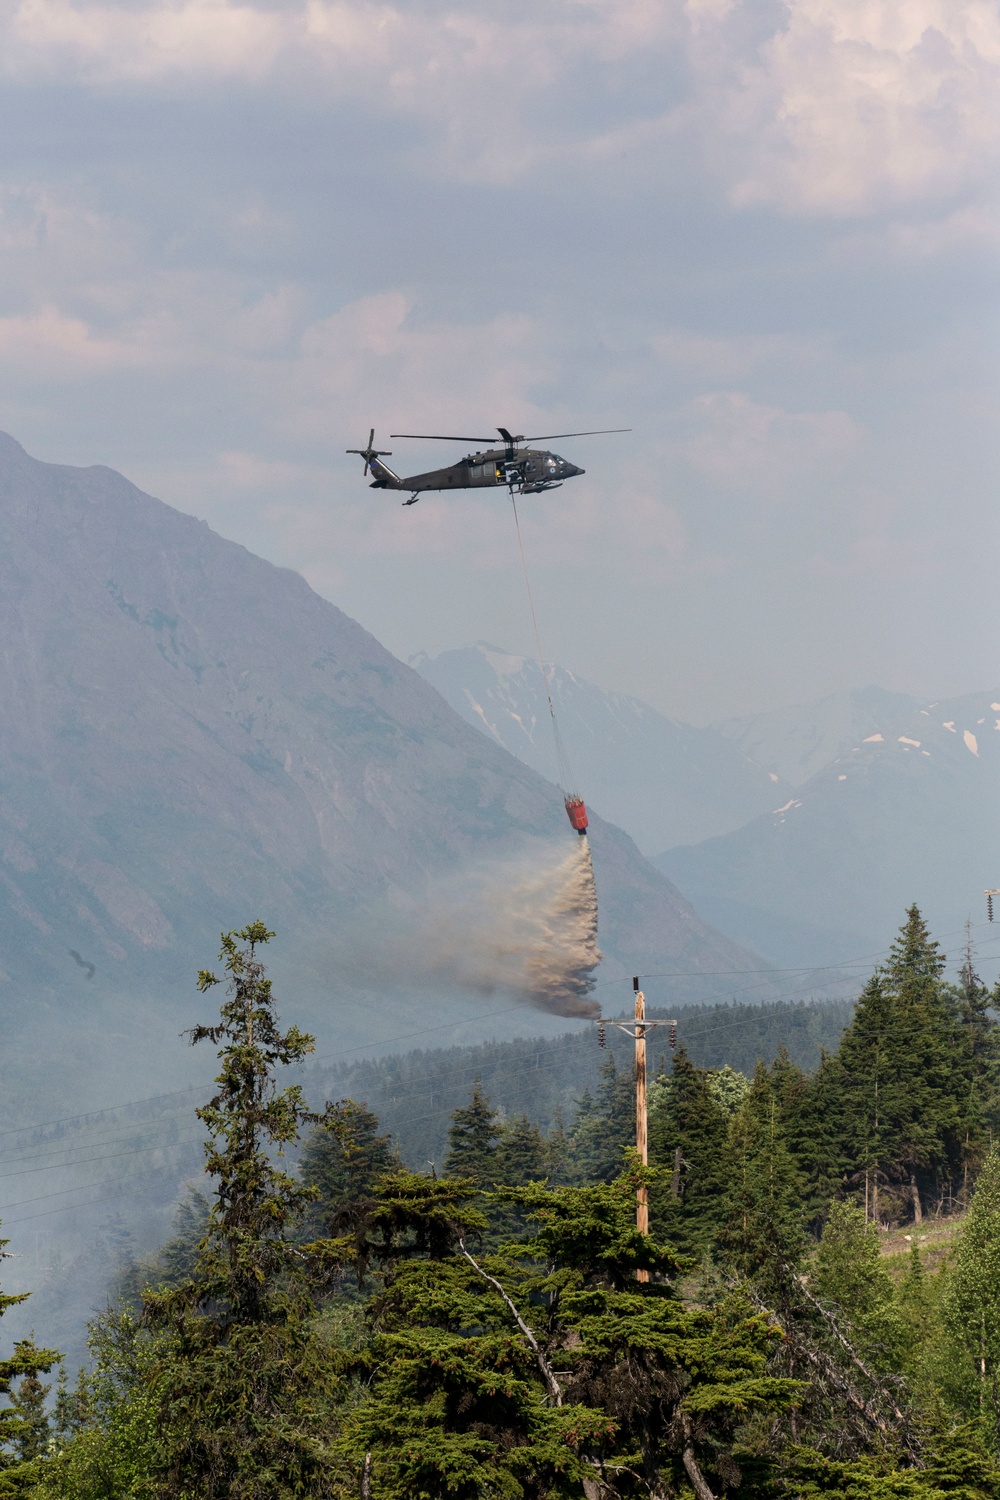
(346, 838), (602, 1019)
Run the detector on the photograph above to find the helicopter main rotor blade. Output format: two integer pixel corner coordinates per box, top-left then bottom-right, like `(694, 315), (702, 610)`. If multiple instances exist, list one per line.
(522, 428), (632, 441)
(389, 433), (496, 443)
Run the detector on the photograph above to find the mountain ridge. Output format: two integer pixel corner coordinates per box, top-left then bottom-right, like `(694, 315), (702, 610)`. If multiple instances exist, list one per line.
(658, 690), (1000, 967)
(0, 431), (778, 1115)
(411, 642), (789, 851)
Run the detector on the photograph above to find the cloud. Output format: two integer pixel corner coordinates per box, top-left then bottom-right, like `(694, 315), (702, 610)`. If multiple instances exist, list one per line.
(3, 0), (997, 212)
(693, 0), (1000, 214)
(5, 0), (288, 82)
(673, 391), (862, 495)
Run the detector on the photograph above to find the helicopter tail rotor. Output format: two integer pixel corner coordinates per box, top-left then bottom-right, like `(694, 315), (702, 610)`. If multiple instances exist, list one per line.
(347, 428), (393, 477)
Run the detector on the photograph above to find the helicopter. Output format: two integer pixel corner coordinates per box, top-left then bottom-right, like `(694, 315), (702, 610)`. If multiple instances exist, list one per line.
(347, 426), (630, 504)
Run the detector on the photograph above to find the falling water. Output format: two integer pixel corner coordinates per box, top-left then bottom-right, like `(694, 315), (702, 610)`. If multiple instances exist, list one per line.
(346, 836), (602, 1018)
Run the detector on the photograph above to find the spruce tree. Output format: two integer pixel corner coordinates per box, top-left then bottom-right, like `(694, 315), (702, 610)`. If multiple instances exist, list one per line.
(951, 934), (1000, 1181)
(142, 922), (341, 1499)
(718, 1062), (807, 1309)
(52, 1367), (74, 1448)
(9, 1370), (52, 1462)
(444, 1081), (500, 1182)
(494, 1114), (547, 1186)
(565, 1054), (633, 1183)
(299, 1098), (400, 1239)
(944, 1147), (1000, 1445)
(832, 908), (967, 1225)
(811, 1201), (903, 1374)
(648, 1045), (728, 1257)
(0, 1231), (60, 1477)
(336, 1163), (799, 1499)
(896, 1241), (938, 1382)
(795, 1049), (849, 1217)
(134, 1188), (212, 1294)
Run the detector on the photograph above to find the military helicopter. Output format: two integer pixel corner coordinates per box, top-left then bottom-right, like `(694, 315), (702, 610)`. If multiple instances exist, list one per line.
(347, 426), (629, 504)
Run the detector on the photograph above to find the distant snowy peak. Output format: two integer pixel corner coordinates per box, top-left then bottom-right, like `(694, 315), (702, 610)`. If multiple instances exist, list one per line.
(657, 687), (1000, 970)
(716, 686), (922, 787)
(760, 693), (999, 822)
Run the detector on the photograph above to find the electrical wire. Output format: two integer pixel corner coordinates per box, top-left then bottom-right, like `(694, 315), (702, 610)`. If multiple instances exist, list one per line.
(6, 913), (993, 1148)
(1, 961), (989, 1229)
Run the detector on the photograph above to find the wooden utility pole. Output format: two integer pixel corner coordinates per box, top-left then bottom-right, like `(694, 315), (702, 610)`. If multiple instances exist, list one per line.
(634, 979), (649, 1237)
(595, 978), (676, 1282)
(634, 979), (650, 1283)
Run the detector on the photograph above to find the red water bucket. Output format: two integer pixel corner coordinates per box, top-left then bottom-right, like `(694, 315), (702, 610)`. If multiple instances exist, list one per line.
(564, 795), (589, 834)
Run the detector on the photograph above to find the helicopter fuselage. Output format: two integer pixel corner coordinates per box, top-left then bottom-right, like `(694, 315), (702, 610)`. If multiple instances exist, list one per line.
(369, 445), (583, 500)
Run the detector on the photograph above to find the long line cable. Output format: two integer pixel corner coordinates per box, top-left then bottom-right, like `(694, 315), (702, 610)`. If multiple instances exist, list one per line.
(509, 493), (575, 793)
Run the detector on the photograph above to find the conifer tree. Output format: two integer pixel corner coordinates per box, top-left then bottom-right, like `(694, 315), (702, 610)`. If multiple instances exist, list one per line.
(648, 1045), (728, 1257)
(336, 1163), (799, 1499)
(52, 1367), (74, 1448)
(142, 922), (341, 1499)
(795, 1049), (849, 1217)
(0, 1230), (60, 1477)
(811, 1201), (903, 1374)
(9, 1370), (52, 1462)
(895, 1242), (939, 1383)
(444, 1081), (500, 1182)
(299, 1098), (400, 1239)
(565, 1054), (633, 1183)
(944, 1147), (1000, 1445)
(494, 1114), (547, 1186)
(832, 908), (966, 1224)
(951, 934), (1000, 1179)
(718, 1062), (807, 1309)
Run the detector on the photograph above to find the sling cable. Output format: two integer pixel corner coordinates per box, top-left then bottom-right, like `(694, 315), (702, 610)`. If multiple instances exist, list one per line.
(509, 494), (589, 836)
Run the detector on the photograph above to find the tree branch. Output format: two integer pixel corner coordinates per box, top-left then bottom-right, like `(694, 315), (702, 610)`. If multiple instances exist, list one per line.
(789, 1270), (910, 1431)
(681, 1417), (716, 1500)
(457, 1239), (563, 1405)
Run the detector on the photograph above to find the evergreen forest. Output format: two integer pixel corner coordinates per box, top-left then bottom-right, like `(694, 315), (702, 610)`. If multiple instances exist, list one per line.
(4, 908), (1000, 1499)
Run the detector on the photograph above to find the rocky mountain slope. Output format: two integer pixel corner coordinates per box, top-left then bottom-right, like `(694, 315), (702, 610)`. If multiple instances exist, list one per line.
(658, 693), (1000, 967)
(411, 643), (787, 852)
(0, 433), (775, 1118)
(713, 686), (922, 787)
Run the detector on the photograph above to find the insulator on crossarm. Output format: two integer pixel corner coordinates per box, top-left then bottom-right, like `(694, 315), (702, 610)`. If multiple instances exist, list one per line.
(989, 893), (995, 923)
(670, 1023), (677, 1050)
(598, 1023), (606, 1049)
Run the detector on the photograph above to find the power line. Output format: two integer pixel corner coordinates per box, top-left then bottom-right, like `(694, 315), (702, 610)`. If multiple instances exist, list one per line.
(4, 918), (986, 1146)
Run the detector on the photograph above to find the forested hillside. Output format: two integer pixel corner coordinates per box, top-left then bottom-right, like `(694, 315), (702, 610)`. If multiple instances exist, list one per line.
(307, 994), (856, 1170)
(4, 907), (1000, 1498)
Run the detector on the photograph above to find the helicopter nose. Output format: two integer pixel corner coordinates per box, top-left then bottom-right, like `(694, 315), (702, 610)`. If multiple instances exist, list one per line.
(567, 463), (584, 477)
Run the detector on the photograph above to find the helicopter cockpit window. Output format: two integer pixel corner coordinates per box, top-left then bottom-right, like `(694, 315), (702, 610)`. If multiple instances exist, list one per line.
(548, 454), (564, 466)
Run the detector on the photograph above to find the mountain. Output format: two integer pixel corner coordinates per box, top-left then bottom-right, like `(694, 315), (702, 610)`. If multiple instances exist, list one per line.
(0, 433), (778, 1122)
(410, 644), (787, 852)
(714, 686), (922, 787)
(657, 692), (1000, 967)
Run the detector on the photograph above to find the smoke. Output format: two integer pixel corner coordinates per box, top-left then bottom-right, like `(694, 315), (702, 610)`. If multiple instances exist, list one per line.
(347, 837), (603, 1018)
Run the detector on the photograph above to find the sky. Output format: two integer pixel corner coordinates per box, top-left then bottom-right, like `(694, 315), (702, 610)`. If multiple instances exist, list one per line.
(0, 0), (997, 722)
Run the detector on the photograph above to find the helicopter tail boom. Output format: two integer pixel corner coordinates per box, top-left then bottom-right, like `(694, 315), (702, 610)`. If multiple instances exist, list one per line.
(366, 456), (403, 488)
